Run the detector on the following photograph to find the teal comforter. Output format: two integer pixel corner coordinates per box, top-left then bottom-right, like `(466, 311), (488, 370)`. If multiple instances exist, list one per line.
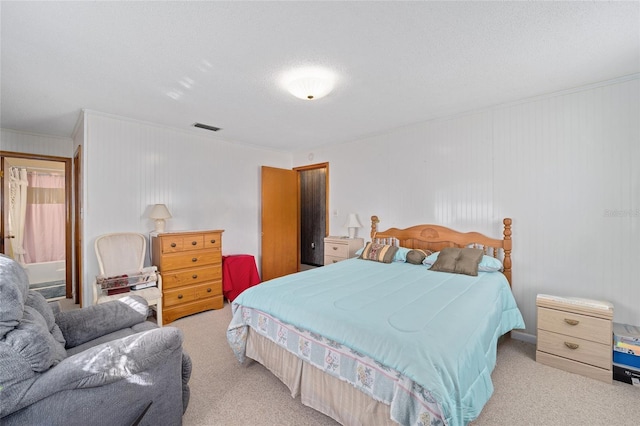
(228, 258), (525, 425)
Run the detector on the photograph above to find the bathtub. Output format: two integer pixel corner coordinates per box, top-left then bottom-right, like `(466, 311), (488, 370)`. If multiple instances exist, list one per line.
(24, 260), (65, 284)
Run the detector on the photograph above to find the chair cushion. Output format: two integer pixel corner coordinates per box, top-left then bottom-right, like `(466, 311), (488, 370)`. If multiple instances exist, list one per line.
(56, 295), (149, 348)
(0, 254), (29, 339)
(3, 305), (67, 372)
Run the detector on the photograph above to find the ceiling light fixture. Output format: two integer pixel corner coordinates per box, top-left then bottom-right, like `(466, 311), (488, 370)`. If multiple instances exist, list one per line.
(282, 66), (336, 101)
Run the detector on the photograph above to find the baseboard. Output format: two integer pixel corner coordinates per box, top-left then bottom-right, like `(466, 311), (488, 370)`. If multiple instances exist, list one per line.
(511, 330), (536, 345)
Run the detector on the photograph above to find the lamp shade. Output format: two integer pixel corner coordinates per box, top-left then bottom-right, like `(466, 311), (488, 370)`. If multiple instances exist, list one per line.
(149, 204), (171, 233)
(344, 213), (363, 229)
(344, 213), (362, 239)
(149, 204), (172, 219)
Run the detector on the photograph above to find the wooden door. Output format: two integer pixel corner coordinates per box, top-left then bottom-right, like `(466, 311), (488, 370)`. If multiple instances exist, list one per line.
(261, 166), (298, 281)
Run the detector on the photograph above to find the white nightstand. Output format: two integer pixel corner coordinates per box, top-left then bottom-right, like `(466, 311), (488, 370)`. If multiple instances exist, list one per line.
(536, 294), (613, 383)
(323, 237), (364, 266)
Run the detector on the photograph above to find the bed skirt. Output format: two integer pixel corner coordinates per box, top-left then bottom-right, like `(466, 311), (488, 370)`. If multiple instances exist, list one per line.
(246, 328), (395, 426)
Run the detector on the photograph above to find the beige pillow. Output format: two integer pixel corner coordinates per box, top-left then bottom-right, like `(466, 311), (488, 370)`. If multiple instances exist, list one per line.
(406, 249), (433, 265)
(359, 242), (399, 263)
(428, 247), (483, 276)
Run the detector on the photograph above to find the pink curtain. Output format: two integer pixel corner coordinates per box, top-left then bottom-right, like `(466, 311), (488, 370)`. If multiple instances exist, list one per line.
(23, 172), (65, 264)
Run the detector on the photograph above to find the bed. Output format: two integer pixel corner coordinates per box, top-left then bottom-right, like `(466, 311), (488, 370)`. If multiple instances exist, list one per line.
(227, 216), (525, 426)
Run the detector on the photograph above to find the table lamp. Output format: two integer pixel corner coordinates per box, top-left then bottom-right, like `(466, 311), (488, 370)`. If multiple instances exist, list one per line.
(150, 204), (172, 232)
(344, 213), (363, 239)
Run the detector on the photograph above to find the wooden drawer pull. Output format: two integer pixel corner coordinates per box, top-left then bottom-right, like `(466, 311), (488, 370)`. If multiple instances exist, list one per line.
(192, 274), (198, 279)
(177, 294), (183, 299)
(192, 257), (198, 262)
(171, 243), (177, 248)
(332, 246), (338, 250)
(206, 288), (212, 293)
(210, 239), (216, 243)
(191, 241), (197, 245)
(564, 342), (579, 350)
(564, 318), (580, 326)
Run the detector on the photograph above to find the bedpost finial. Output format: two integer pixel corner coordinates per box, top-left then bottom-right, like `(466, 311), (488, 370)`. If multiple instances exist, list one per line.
(503, 218), (512, 239)
(371, 216), (379, 240)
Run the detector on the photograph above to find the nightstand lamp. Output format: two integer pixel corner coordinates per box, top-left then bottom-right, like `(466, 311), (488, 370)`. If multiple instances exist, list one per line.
(149, 204), (172, 233)
(344, 213), (363, 239)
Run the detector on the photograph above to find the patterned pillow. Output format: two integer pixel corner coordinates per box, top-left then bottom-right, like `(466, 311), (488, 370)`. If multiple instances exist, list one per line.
(359, 242), (399, 264)
(406, 249), (434, 265)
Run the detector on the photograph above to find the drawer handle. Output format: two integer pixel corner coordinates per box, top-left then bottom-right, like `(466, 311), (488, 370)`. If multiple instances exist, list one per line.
(332, 260), (338, 263)
(564, 342), (579, 350)
(192, 274), (198, 279)
(207, 288), (212, 293)
(564, 319), (580, 326)
(171, 243), (177, 248)
(332, 246), (338, 251)
(210, 239), (216, 244)
(192, 257), (198, 262)
(192, 241), (197, 245)
(177, 294), (183, 299)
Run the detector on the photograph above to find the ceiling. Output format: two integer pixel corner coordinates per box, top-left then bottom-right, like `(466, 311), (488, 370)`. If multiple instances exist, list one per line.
(1, 1), (638, 152)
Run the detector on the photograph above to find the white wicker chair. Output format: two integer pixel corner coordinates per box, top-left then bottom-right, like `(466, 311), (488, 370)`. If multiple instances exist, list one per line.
(93, 232), (163, 325)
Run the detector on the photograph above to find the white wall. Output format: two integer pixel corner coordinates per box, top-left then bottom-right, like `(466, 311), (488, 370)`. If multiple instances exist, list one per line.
(1, 128), (73, 156)
(81, 111), (291, 307)
(292, 76), (640, 336)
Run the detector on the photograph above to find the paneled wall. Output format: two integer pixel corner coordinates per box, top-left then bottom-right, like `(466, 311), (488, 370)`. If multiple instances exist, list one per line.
(292, 76), (640, 336)
(82, 111), (291, 307)
(1, 128), (73, 157)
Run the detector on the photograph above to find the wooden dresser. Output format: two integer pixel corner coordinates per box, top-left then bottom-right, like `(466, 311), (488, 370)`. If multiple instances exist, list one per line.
(323, 237), (364, 266)
(536, 294), (613, 383)
(151, 230), (224, 325)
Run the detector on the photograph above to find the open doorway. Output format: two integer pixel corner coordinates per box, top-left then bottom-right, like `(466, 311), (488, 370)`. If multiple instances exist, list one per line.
(295, 163), (328, 270)
(1, 151), (72, 301)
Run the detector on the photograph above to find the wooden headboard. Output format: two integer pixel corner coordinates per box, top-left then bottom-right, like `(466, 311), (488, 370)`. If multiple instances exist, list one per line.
(370, 216), (513, 286)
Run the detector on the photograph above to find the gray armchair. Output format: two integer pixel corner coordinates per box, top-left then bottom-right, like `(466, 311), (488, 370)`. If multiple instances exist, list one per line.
(0, 254), (191, 426)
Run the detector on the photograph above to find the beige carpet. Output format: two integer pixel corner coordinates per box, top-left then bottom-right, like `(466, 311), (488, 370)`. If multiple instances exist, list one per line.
(170, 303), (638, 426)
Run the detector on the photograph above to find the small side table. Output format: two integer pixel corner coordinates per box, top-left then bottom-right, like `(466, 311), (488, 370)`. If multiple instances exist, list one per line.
(323, 237), (364, 266)
(222, 254), (261, 302)
(536, 294), (613, 383)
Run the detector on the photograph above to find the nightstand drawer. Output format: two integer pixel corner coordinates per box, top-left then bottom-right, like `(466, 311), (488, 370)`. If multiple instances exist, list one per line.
(538, 307), (611, 344)
(537, 329), (611, 369)
(324, 255), (344, 265)
(325, 243), (349, 258)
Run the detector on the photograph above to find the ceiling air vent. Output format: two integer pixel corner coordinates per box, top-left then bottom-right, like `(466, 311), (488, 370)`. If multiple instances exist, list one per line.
(193, 122), (221, 132)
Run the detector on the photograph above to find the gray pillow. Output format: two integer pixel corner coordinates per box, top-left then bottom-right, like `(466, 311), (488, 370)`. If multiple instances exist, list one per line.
(429, 247), (483, 276)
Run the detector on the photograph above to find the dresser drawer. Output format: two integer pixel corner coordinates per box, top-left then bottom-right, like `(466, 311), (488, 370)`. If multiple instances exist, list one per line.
(537, 329), (611, 369)
(194, 281), (222, 299)
(162, 265), (222, 290)
(161, 234), (205, 253)
(160, 250), (221, 271)
(164, 280), (222, 307)
(204, 233), (221, 249)
(538, 307), (611, 344)
(163, 296), (224, 323)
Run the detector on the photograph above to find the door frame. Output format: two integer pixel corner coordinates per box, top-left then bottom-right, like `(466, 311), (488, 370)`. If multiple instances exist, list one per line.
(0, 150), (73, 298)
